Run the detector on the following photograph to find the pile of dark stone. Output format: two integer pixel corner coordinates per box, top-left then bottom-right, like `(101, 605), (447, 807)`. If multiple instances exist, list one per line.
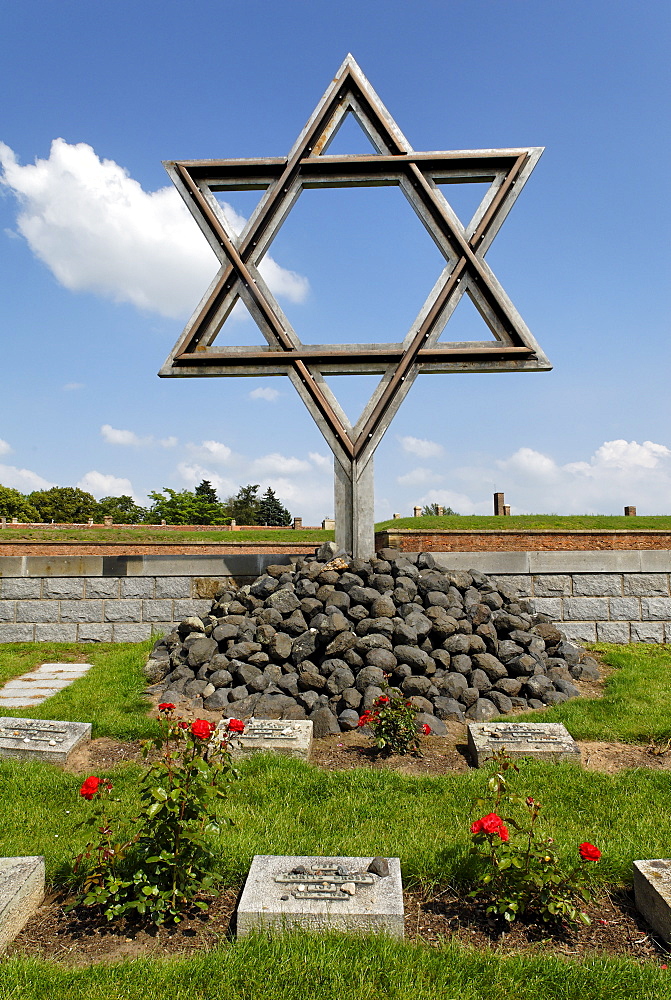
(144, 544), (599, 737)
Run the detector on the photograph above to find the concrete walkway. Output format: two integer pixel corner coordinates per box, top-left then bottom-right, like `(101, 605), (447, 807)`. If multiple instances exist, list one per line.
(0, 664), (92, 708)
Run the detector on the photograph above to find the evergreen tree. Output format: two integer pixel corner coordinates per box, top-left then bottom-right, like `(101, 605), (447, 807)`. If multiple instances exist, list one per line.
(222, 484), (261, 525)
(258, 487), (292, 526)
(194, 480), (219, 503)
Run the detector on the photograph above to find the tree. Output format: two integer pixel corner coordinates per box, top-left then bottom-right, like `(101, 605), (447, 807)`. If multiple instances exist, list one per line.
(422, 503), (459, 516)
(97, 495), (149, 524)
(194, 480), (219, 504)
(146, 488), (228, 525)
(258, 487), (292, 526)
(29, 487), (98, 523)
(0, 485), (39, 522)
(222, 484), (262, 525)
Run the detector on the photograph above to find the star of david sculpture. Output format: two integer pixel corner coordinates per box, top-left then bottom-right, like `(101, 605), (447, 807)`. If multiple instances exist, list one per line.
(160, 54), (551, 557)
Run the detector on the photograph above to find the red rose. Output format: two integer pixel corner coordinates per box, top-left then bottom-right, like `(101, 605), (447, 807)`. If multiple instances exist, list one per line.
(357, 713), (370, 728)
(191, 719), (215, 740)
(227, 719), (245, 733)
(80, 776), (101, 800)
(158, 702), (175, 712)
(421, 724), (431, 735)
(377, 696), (390, 704)
(471, 812), (509, 842)
(579, 842), (601, 862)
(177, 720), (189, 730)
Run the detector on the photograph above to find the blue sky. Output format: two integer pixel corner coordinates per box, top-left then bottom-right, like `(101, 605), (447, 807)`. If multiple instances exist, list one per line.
(1, 0), (669, 522)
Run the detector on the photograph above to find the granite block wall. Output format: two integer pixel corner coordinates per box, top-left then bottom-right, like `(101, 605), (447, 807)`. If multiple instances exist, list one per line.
(0, 551), (669, 643)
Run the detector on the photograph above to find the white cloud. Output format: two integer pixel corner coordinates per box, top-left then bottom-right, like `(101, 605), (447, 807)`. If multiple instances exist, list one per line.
(398, 435), (444, 459)
(251, 453), (311, 476)
(396, 466), (444, 487)
(186, 440), (233, 465)
(101, 424), (147, 446)
(249, 387), (280, 402)
(0, 464), (54, 492)
(309, 452), (331, 471)
(62, 382), (84, 391)
(591, 439), (671, 470)
(0, 439), (12, 457)
(101, 425), (177, 449)
(77, 471), (135, 499)
(0, 138), (309, 320)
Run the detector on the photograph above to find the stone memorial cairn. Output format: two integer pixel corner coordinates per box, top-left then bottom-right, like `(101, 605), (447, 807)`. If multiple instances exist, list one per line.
(145, 545), (599, 737)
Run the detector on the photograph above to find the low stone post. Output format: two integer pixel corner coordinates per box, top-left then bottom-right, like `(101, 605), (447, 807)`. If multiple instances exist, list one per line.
(624, 506), (636, 517)
(293, 517), (303, 530)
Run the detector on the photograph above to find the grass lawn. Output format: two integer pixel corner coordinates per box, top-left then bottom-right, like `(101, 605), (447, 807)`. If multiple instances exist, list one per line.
(4, 516), (671, 543)
(1, 642), (671, 998)
(0, 527), (332, 543)
(376, 514), (671, 531)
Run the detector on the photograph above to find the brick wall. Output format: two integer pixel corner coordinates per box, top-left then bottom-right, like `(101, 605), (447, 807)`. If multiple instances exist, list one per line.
(376, 529), (671, 551)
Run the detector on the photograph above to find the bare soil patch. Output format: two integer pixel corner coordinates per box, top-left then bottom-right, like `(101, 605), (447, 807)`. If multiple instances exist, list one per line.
(7, 886), (668, 967)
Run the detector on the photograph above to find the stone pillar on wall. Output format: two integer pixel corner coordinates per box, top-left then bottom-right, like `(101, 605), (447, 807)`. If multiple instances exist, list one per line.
(624, 506), (637, 517)
(494, 492), (505, 516)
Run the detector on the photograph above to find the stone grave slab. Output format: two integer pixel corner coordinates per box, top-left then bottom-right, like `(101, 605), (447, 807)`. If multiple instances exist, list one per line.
(467, 721), (581, 767)
(633, 860), (671, 943)
(217, 718), (313, 761)
(0, 717), (92, 765)
(0, 856), (45, 953)
(237, 855), (404, 937)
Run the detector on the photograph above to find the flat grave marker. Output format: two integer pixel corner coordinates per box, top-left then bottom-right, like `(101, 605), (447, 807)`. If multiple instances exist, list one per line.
(0, 717), (92, 765)
(217, 718), (313, 761)
(633, 860), (671, 943)
(467, 721), (581, 767)
(0, 856), (45, 953)
(236, 855), (404, 937)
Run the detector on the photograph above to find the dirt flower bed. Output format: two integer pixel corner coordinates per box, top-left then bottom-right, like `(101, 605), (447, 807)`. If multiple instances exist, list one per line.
(7, 886), (668, 967)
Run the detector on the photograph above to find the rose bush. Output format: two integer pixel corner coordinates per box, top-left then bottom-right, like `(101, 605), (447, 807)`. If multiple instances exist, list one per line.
(358, 687), (431, 755)
(469, 753), (601, 928)
(73, 710), (243, 925)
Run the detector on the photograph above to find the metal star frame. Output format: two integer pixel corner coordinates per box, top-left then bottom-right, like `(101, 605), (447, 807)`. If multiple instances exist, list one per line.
(160, 54), (551, 555)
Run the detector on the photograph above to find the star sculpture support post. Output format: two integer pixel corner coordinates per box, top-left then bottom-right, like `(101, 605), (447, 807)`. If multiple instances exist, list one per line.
(160, 54), (551, 558)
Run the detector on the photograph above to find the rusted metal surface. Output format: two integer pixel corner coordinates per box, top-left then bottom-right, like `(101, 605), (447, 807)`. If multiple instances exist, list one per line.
(159, 54), (551, 555)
